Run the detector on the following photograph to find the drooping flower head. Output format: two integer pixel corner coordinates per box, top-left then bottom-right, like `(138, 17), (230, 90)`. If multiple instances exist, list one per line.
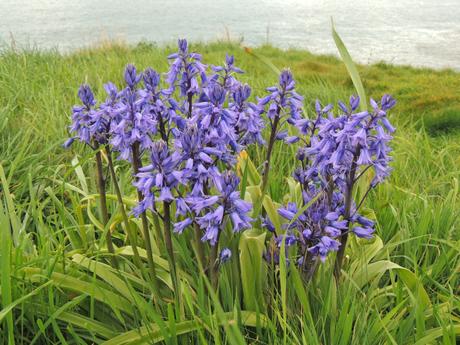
(192, 83), (240, 157)
(259, 69), (304, 123)
(210, 54), (244, 92)
(219, 248), (232, 263)
(271, 94), (396, 266)
(166, 39), (207, 102)
(65, 84), (111, 148)
(178, 171), (252, 245)
(133, 140), (183, 216)
(110, 64), (157, 160)
(230, 84), (265, 146)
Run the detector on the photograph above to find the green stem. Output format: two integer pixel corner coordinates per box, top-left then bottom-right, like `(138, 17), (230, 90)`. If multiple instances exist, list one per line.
(95, 149), (117, 267)
(105, 146), (143, 272)
(260, 109), (281, 195)
(163, 201), (180, 302)
(334, 149), (360, 279)
(194, 223), (206, 272)
(209, 219), (226, 291)
(209, 240), (219, 291)
(131, 142), (162, 300)
(152, 212), (165, 255)
(252, 109), (282, 229)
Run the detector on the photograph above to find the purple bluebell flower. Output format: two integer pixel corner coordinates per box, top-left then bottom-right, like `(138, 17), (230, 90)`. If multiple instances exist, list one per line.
(230, 84), (265, 146)
(352, 226), (374, 239)
(275, 234), (297, 247)
(259, 69), (304, 125)
(66, 84), (112, 148)
(133, 140), (182, 216)
(262, 216), (276, 232)
(110, 64), (157, 160)
(166, 39), (207, 111)
(219, 248), (232, 263)
(124, 64), (142, 88)
(186, 172), (252, 245)
(274, 94), (396, 268)
(173, 217), (193, 234)
(308, 236), (340, 262)
(210, 54), (244, 92)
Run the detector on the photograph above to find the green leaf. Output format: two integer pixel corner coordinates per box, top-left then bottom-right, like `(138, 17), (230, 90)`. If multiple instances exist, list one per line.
(21, 267), (135, 317)
(57, 311), (117, 339)
(332, 20), (367, 111)
(72, 254), (137, 303)
(286, 177), (302, 206)
(413, 325), (460, 345)
(352, 260), (431, 308)
(0, 198), (15, 344)
(237, 151), (261, 186)
(239, 229), (266, 311)
(71, 156), (89, 194)
(0, 164), (23, 247)
(262, 195), (282, 233)
(279, 235), (287, 343)
(243, 47), (281, 75)
(0, 281), (52, 323)
(101, 311), (267, 345)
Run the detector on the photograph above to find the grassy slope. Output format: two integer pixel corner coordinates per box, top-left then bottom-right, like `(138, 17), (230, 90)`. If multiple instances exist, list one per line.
(0, 42), (459, 344)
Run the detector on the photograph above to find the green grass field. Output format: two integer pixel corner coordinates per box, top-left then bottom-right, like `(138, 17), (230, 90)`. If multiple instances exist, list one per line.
(0, 41), (459, 344)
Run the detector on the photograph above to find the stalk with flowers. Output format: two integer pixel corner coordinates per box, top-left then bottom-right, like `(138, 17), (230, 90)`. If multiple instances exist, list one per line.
(64, 39), (396, 313)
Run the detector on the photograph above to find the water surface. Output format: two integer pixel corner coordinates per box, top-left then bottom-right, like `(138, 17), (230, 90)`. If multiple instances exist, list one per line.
(0, 0), (459, 70)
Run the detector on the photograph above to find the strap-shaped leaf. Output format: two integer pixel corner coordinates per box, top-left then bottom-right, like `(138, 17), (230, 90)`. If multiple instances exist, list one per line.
(332, 20), (368, 112)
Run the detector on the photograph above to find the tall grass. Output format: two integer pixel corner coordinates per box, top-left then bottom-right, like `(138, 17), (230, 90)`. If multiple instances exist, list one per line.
(0, 42), (459, 344)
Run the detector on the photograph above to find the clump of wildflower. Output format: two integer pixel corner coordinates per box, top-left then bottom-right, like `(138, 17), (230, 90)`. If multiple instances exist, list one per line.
(269, 94), (396, 275)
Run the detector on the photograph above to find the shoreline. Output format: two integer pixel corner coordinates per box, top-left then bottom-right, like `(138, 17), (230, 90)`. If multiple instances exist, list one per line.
(1, 39), (459, 73)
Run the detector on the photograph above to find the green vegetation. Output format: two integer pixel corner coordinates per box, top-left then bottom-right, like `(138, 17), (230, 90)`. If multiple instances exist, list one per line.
(0, 41), (459, 344)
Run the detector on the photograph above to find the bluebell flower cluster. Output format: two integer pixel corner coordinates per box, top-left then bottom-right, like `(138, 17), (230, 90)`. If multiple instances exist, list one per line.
(210, 54), (244, 92)
(65, 38), (395, 280)
(258, 69), (303, 125)
(178, 172), (252, 245)
(166, 38), (207, 112)
(132, 140), (182, 216)
(65, 84), (111, 148)
(110, 64), (158, 161)
(64, 39), (263, 248)
(272, 94), (395, 267)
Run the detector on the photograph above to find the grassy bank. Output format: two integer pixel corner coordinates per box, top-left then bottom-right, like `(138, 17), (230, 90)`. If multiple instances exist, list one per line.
(0, 42), (459, 344)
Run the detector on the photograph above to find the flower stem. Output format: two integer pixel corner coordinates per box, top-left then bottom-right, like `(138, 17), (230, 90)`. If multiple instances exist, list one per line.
(152, 212), (165, 255)
(253, 109), (281, 229)
(209, 229), (222, 290)
(105, 146), (144, 272)
(194, 223), (206, 271)
(95, 150), (117, 267)
(260, 109), (281, 195)
(334, 149), (360, 279)
(131, 142), (162, 299)
(163, 201), (180, 303)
